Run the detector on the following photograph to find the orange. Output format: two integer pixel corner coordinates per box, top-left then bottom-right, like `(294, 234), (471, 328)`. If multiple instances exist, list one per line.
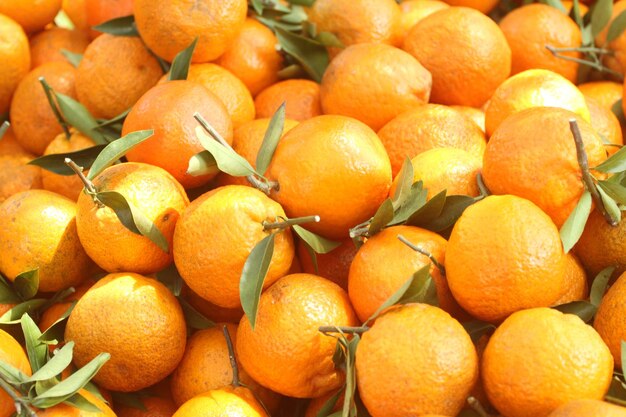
(122, 80), (233, 189)
(10, 61), (77, 156)
(483, 308), (613, 417)
(548, 399), (626, 416)
(65, 272), (187, 392)
(349, 225), (466, 323)
(596, 0), (626, 75)
(446, 195), (566, 322)
(0, 190), (93, 292)
(76, 34), (163, 120)
(594, 271), (626, 368)
(182, 63), (254, 129)
(255, 79), (322, 122)
(561, 1), (589, 15)
(76, 162), (189, 274)
(42, 131), (96, 201)
(37, 389), (116, 416)
(398, 0), (449, 41)
(356, 304), (478, 417)
(39, 278), (96, 334)
(554, 253), (589, 305)
(403, 7), (511, 107)
(440, 0), (499, 14)
(215, 118), (299, 188)
(0, 14), (30, 115)
(0, 0), (61, 34)
(320, 43), (431, 131)
(388, 147), (482, 199)
(29, 27), (90, 69)
(216, 18), (283, 97)
(304, 392), (343, 417)
(182, 286), (244, 324)
(134, 0), (247, 63)
(499, 4), (582, 83)
(115, 396), (177, 417)
(377, 104), (486, 177)
(586, 97), (623, 155)
(0, 329), (32, 417)
(450, 105), (486, 132)
(307, 0), (402, 54)
(237, 273), (358, 398)
(0, 128), (42, 204)
(267, 115), (392, 240)
(297, 237), (357, 290)
(575, 208), (626, 277)
(172, 387), (269, 417)
(579, 81), (623, 110)
(86, 0), (134, 39)
(63, 0), (89, 32)
(484, 69), (591, 137)
(483, 107), (607, 228)
(170, 323), (280, 411)
(173, 185), (294, 308)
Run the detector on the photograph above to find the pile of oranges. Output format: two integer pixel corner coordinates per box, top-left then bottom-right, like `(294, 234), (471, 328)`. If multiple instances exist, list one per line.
(3, 0), (626, 416)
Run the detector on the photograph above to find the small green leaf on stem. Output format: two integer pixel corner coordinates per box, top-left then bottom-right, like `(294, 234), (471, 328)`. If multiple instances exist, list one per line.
(608, 9), (626, 42)
(156, 264), (184, 297)
(39, 302), (75, 345)
(250, 0), (264, 14)
(21, 313), (47, 373)
(292, 224), (341, 254)
(240, 233), (276, 329)
(26, 342), (74, 383)
(61, 49), (83, 67)
(552, 300), (597, 322)
(0, 275), (20, 304)
(29, 145), (106, 175)
(54, 91), (108, 144)
(598, 180), (626, 205)
(275, 27), (329, 83)
(391, 158), (414, 206)
(187, 151), (219, 177)
(14, 269), (39, 301)
(316, 388), (343, 417)
(179, 298), (215, 330)
(193, 126), (257, 177)
(63, 391), (103, 413)
(596, 145), (626, 173)
(0, 299), (47, 325)
(560, 190), (592, 253)
(591, 0), (613, 38)
(0, 121), (8, 140)
(256, 102), (286, 175)
(597, 184), (622, 223)
(168, 38), (198, 81)
(462, 320), (496, 344)
(420, 195), (475, 233)
(87, 130), (154, 180)
(405, 190), (447, 227)
(612, 99), (626, 125)
(542, 0), (566, 13)
(368, 199), (394, 236)
(590, 266), (615, 307)
(92, 15), (138, 36)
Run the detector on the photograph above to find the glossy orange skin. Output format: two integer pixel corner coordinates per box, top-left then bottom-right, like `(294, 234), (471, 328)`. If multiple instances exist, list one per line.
(255, 79), (322, 122)
(76, 34), (163, 120)
(173, 386), (269, 417)
(267, 115), (392, 240)
(65, 273), (187, 392)
(483, 308), (613, 417)
(0, 14), (29, 114)
(548, 399), (626, 416)
(0, 329), (32, 417)
(579, 81), (623, 110)
(320, 43), (431, 131)
(483, 107), (607, 228)
(63, 0), (89, 32)
(0, 190), (92, 292)
(86, 0), (134, 39)
(575, 209), (626, 277)
(554, 253), (589, 305)
(173, 185), (294, 308)
(122, 80), (233, 189)
(216, 18), (283, 96)
(237, 274), (358, 398)
(10, 62), (77, 155)
(76, 162), (189, 274)
(441, 0), (498, 14)
(42, 131), (96, 201)
(356, 304), (478, 417)
(134, 0), (247, 63)
(0, 129), (42, 204)
(115, 396), (177, 417)
(297, 238), (357, 291)
(499, 4), (582, 83)
(29, 27), (90, 69)
(450, 106), (485, 132)
(446, 195), (566, 323)
(594, 271), (626, 368)
(0, 0), (61, 33)
(378, 104), (486, 177)
(586, 97), (623, 155)
(403, 7), (511, 107)
(398, 0), (449, 41)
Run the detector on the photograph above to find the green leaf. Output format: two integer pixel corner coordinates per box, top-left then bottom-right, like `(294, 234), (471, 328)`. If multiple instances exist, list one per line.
(560, 190), (592, 253)
(39, 302), (75, 344)
(155, 264), (183, 297)
(590, 266), (615, 307)
(596, 142), (626, 173)
(178, 298), (215, 330)
(608, 9), (626, 41)
(250, 0), (264, 14)
(0, 299), (47, 325)
(598, 180), (626, 205)
(96, 190), (169, 252)
(421, 195), (475, 233)
(21, 313), (47, 372)
(256, 102), (286, 175)
(55, 92), (108, 144)
(63, 391), (103, 413)
(97, 109), (131, 129)
(292, 224), (341, 254)
(612, 99), (626, 125)
(391, 158), (414, 206)
(462, 320), (496, 344)
(83, 381), (106, 403)
(0, 358), (29, 385)
(476, 172), (490, 197)
(591, 0), (613, 38)
(275, 27), (329, 83)
(31, 352), (111, 408)
(54, 9), (75, 29)
(543, 0), (566, 13)
(0, 121), (8, 139)
(13, 269), (39, 301)
(606, 376), (626, 406)
(240, 233), (276, 330)
(187, 151), (219, 177)
(167, 38), (198, 81)
(390, 182), (429, 226)
(553, 300), (597, 322)
(112, 392), (147, 411)
(29, 145), (106, 175)
(0, 275), (20, 304)
(342, 335), (360, 417)
(405, 190), (447, 227)
(317, 389), (343, 417)
(315, 32), (344, 48)
(194, 127), (257, 177)
(26, 342), (74, 383)
(87, 130), (154, 180)
(597, 184), (622, 223)
(92, 15), (138, 36)
(61, 49), (82, 67)
(368, 199), (394, 236)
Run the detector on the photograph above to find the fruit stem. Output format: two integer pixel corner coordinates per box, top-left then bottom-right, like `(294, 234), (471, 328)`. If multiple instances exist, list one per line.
(222, 325), (241, 388)
(193, 113), (279, 195)
(318, 325), (369, 335)
(0, 377), (38, 417)
(38, 77), (71, 140)
(263, 215), (320, 231)
(467, 396), (492, 417)
(569, 119), (617, 227)
(397, 234), (446, 276)
(545, 46), (623, 79)
(64, 158), (103, 207)
(0, 121), (9, 140)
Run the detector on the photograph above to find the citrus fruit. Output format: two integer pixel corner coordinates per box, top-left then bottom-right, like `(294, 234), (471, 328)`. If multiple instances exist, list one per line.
(297, 238), (357, 290)
(554, 253), (589, 305)
(575, 208), (626, 277)
(593, 271), (626, 368)
(0, 0), (61, 33)
(85, 0), (134, 39)
(398, 0), (449, 41)
(29, 27), (90, 69)
(0, 329), (32, 417)
(0, 13), (30, 114)
(115, 396), (177, 417)
(0, 128), (42, 204)
(255, 79), (322, 122)
(586, 96), (623, 155)
(579, 81), (623, 110)
(172, 387), (269, 417)
(548, 399), (626, 416)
